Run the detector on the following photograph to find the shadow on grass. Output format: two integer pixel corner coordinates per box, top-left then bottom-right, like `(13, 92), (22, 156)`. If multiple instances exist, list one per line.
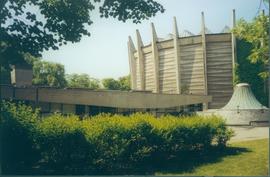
(3, 146), (252, 175)
(150, 146), (251, 175)
(87, 146), (252, 175)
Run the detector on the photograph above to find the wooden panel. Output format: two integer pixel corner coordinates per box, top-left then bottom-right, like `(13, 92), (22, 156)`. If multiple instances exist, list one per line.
(142, 45), (152, 54)
(159, 48), (177, 93)
(144, 52), (155, 91)
(131, 33), (234, 108)
(179, 35), (202, 46)
(206, 33), (231, 42)
(206, 41), (233, 109)
(135, 57), (141, 90)
(157, 39), (173, 49)
(180, 44), (205, 95)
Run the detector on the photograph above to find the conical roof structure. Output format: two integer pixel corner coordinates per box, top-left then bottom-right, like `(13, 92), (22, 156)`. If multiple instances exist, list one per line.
(215, 83), (269, 125)
(222, 83), (267, 110)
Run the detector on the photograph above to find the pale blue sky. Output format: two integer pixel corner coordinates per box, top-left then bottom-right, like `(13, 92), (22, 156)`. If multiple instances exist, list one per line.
(42, 0), (267, 79)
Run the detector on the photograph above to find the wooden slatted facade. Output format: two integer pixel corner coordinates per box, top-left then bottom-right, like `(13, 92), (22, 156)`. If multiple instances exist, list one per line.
(135, 57), (141, 90)
(206, 34), (233, 108)
(128, 17), (235, 109)
(144, 52), (155, 91)
(180, 42), (205, 95)
(159, 48), (177, 93)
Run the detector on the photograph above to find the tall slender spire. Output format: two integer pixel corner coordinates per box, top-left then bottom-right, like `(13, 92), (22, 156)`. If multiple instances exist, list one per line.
(136, 29), (145, 90)
(201, 11), (208, 110)
(128, 36), (136, 51)
(231, 9), (237, 83)
(136, 29), (143, 47)
(201, 12), (206, 35)
(173, 17), (181, 94)
(173, 16), (179, 37)
(151, 23), (158, 41)
(151, 23), (159, 93)
(128, 36), (136, 90)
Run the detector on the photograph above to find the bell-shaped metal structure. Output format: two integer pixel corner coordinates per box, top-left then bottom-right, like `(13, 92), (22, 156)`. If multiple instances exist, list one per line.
(217, 83), (269, 125)
(222, 83), (267, 110)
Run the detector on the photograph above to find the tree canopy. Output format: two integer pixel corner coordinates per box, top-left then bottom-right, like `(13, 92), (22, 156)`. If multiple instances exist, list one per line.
(102, 78), (121, 90)
(0, 0), (164, 68)
(66, 73), (100, 89)
(233, 13), (269, 106)
(233, 13), (269, 80)
(102, 75), (130, 90)
(1, 53), (131, 90)
(118, 75), (131, 90)
(32, 60), (67, 87)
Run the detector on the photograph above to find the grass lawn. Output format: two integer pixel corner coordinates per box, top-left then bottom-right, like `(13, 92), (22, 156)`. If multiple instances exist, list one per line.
(156, 139), (269, 176)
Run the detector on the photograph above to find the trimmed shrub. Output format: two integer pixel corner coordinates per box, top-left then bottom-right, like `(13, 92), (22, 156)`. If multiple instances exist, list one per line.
(36, 114), (95, 174)
(80, 113), (233, 173)
(0, 101), (40, 174)
(0, 102), (233, 174)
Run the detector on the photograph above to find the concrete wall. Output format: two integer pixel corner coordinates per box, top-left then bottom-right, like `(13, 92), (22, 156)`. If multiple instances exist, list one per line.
(214, 109), (269, 125)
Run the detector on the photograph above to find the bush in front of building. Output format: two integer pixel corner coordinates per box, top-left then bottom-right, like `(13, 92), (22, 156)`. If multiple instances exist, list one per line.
(0, 102), (233, 175)
(0, 101), (41, 174)
(81, 113), (233, 173)
(35, 114), (96, 174)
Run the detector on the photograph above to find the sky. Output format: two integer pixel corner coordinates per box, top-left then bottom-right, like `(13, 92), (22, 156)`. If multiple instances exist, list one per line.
(42, 0), (268, 79)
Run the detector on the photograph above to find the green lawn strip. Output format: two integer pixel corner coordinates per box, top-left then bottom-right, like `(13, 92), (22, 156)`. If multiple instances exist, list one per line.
(156, 138), (269, 176)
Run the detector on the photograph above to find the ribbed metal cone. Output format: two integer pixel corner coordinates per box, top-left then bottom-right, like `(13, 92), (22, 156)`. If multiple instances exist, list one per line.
(222, 83), (268, 110)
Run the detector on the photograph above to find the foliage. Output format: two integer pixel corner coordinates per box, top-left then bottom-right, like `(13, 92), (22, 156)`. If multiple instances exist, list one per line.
(232, 13), (269, 81)
(32, 60), (67, 87)
(102, 78), (121, 90)
(0, 0), (164, 69)
(233, 13), (269, 106)
(66, 73), (100, 89)
(234, 39), (267, 105)
(36, 114), (95, 174)
(118, 75), (131, 90)
(102, 75), (131, 90)
(0, 101), (40, 174)
(0, 101), (233, 175)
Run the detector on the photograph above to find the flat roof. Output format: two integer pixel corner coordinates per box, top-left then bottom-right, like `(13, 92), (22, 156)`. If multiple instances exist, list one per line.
(1, 85), (212, 109)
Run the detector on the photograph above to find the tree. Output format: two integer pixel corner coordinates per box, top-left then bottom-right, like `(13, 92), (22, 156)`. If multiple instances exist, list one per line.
(118, 75), (131, 91)
(32, 60), (67, 87)
(0, 0), (164, 69)
(233, 13), (269, 106)
(233, 13), (269, 80)
(235, 39), (267, 105)
(102, 78), (121, 90)
(66, 73), (100, 89)
(102, 75), (131, 90)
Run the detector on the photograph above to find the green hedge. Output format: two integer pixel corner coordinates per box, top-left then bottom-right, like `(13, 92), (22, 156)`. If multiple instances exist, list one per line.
(0, 102), (233, 175)
(0, 101), (41, 174)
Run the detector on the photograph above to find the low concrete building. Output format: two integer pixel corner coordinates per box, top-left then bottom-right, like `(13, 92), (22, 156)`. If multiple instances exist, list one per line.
(0, 84), (211, 116)
(1, 59), (213, 116)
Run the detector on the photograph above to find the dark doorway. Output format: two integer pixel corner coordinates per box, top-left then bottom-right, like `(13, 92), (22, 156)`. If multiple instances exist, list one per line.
(75, 104), (85, 115)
